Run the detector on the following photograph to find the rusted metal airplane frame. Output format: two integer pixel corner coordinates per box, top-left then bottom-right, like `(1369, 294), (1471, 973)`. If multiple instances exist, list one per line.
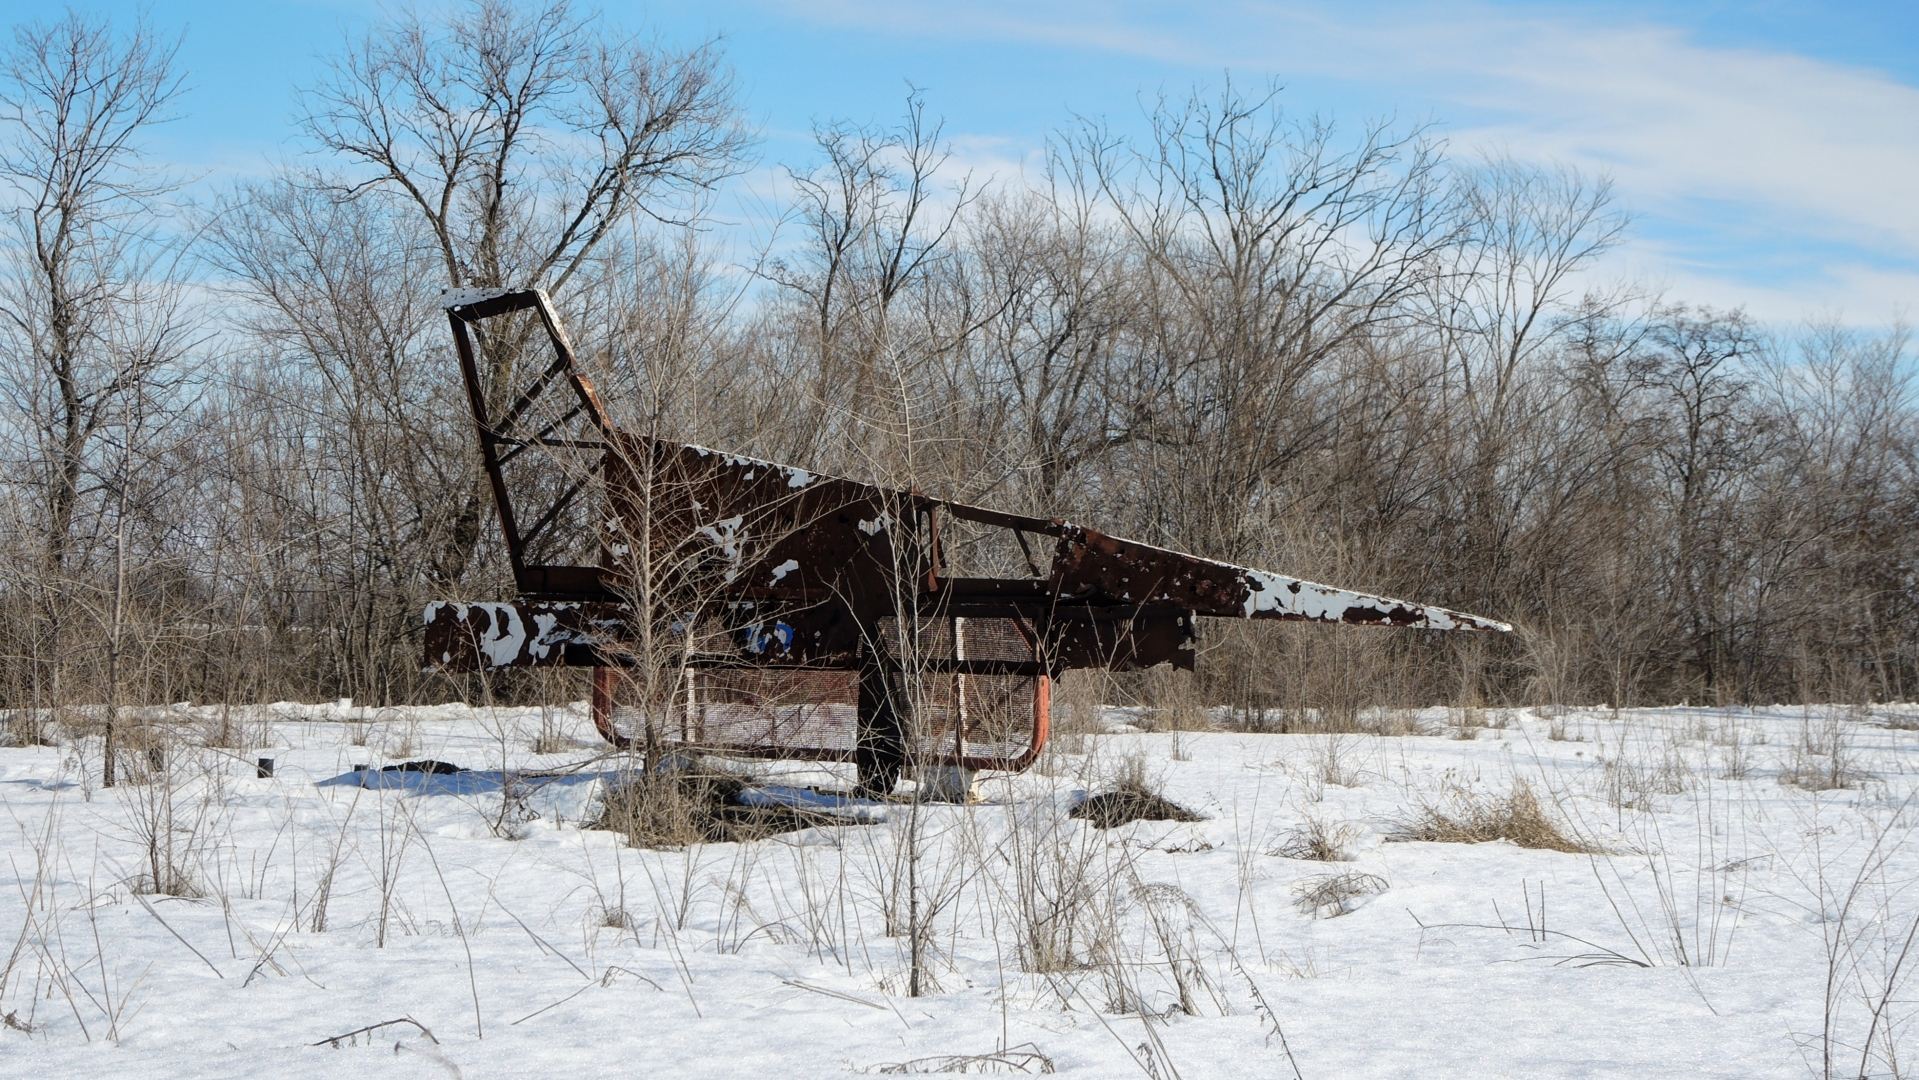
(425, 287), (1509, 793)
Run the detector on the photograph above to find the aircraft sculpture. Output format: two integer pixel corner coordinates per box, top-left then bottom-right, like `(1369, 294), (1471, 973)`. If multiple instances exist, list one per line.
(424, 288), (1510, 795)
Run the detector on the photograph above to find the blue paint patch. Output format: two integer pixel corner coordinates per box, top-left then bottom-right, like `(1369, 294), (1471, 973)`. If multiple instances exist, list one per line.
(741, 621), (796, 655)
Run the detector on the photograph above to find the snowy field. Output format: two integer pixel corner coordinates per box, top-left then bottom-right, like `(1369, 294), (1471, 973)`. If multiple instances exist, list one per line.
(3, 700), (1918, 1078)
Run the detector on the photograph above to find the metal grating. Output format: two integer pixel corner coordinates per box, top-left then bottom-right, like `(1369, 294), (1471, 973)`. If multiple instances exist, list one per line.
(600, 615), (1046, 769)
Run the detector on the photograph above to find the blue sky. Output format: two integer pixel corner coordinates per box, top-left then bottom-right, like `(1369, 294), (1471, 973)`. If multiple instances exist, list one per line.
(53, 0), (1919, 324)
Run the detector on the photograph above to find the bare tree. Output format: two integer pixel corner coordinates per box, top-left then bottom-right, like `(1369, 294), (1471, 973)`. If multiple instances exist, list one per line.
(0, 12), (194, 747)
(1068, 81), (1466, 561)
(294, 0), (746, 587)
(764, 90), (978, 472)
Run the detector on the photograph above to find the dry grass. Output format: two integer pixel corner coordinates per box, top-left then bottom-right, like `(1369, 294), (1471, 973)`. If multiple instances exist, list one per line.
(1138, 668), (1211, 732)
(1292, 871), (1387, 918)
(1599, 741), (1694, 811)
(1070, 784), (1203, 829)
(2, 712), (56, 746)
(1389, 778), (1597, 853)
(1069, 756), (1203, 829)
(1780, 713), (1866, 791)
(386, 721), (420, 760)
(199, 707), (245, 749)
(588, 766), (869, 847)
(1269, 815), (1359, 862)
(869, 1044), (1057, 1074)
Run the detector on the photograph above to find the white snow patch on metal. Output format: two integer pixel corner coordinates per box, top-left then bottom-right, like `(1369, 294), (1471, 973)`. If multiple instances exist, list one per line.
(439, 286), (517, 309)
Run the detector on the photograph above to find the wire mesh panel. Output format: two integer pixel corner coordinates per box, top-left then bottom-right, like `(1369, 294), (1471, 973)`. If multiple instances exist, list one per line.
(594, 615), (1048, 770)
(685, 667), (861, 751)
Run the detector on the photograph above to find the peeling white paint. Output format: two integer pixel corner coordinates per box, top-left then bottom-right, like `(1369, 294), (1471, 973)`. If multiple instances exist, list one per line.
(857, 513), (891, 536)
(530, 612), (559, 658)
(1239, 568), (1491, 630)
(696, 515), (746, 583)
(769, 558), (800, 584)
(1069, 527), (1505, 631)
(424, 600), (607, 668)
(471, 603), (528, 667)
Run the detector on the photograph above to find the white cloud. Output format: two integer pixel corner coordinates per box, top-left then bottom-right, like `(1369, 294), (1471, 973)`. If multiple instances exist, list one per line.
(770, 0), (1919, 323)
(1393, 15), (1919, 256)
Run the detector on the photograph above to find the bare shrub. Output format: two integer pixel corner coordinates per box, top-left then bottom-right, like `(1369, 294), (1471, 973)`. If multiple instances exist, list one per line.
(1139, 667), (1209, 732)
(530, 689), (575, 754)
(1048, 669), (1108, 756)
(1111, 879), (1222, 1017)
(1001, 802), (1121, 973)
(117, 737), (220, 897)
(1716, 721), (1754, 779)
(869, 1044), (1056, 1074)
(386, 719), (420, 760)
(1260, 620), (1425, 735)
(4, 711), (57, 747)
(308, 796), (358, 934)
(1292, 871), (1388, 918)
(1780, 712), (1865, 791)
(1390, 778), (1597, 853)
(488, 774), (538, 841)
(1269, 815), (1359, 862)
(199, 706), (245, 749)
(1599, 739), (1695, 811)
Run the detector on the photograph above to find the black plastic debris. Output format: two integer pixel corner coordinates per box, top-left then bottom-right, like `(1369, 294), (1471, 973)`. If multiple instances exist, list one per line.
(381, 760), (465, 775)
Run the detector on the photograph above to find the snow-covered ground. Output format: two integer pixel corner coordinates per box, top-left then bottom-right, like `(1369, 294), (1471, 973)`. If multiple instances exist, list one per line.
(3, 701), (1917, 1078)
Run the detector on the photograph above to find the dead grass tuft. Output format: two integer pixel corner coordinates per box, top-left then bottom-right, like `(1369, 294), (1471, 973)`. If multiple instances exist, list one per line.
(588, 766), (869, 847)
(1389, 778), (1598, 853)
(1292, 871), (1387, 918)
(869, 1043), (1057, 1074)
(1070, 782), (1203, 829)
(200, 708), (245, 749)
(1599, 743), (1694, 810)
(131, 863), (204, 899)
(1070, 755), (1203, 829)
(1779, 713), (1867, 791)
(1138, 668), (1211, 732)
(1269, 815), (1359, 861)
